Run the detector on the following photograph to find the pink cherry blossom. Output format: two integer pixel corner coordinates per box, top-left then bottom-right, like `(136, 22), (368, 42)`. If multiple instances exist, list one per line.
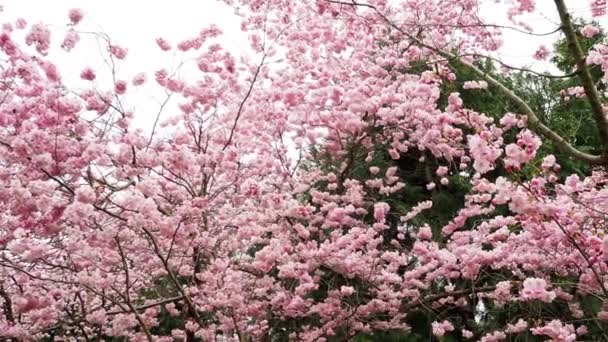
(115, 80), (127, 94)
(533, 45), (550, 61)
(80, 67), (96, 80)
(61, 29), (79, 51)
(68, 8), (84, 25)
(432, 320), (454, 337)
(0, 1), (606, 340)
(591, 0), (607, 17)
(109, 44), (127, 59)
(521, 278), (556, 303)
(531, 320), (576, 342)
(463, 80), (488, 89)
(132, 72), (146, 86)
(25, 23), (50, 54)
(156, 37), (171, 51)
(581, 24), (601, 38)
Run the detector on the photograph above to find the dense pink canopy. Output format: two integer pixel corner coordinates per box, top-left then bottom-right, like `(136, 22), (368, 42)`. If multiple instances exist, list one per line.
(0, 0), (608, 340)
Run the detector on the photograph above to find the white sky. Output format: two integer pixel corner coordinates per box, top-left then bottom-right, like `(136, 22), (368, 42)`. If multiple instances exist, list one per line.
(0, 0), (249, 59)
(0, 0), (600, 131)
(0, 0), (250, 133)
(483, 0), (597, 72)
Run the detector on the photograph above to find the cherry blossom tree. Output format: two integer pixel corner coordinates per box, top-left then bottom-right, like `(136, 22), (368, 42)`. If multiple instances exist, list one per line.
(1, 0), (608, 341)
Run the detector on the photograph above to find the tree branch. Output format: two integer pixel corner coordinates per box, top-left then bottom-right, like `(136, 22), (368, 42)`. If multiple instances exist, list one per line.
(554, 0), (608, 157)
(327, 0), (607, 165)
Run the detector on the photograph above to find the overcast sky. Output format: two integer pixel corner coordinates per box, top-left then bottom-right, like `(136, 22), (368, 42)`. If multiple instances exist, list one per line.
(0, 0), (249, 132)
(0, 0), (597, 72)
(0, 0), (593, 73)
(0, 0), (599, 130)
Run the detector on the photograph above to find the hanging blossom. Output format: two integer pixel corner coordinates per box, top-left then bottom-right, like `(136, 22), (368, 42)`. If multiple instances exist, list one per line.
(520, 278), (556, 303)
(581, 24), (601, 38)
(530, 320), (577, 342)
(68, 8), (84, 25)
(591, 0), (607, 17)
